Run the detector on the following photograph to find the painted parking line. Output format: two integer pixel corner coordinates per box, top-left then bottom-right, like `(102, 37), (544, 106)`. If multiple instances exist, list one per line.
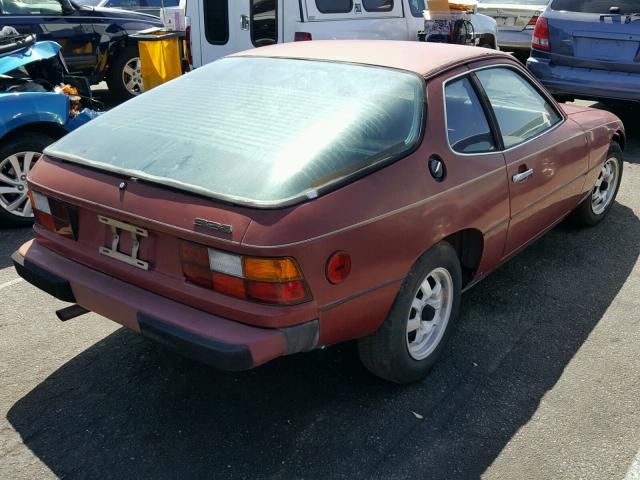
(625, 450), (640, 480)
(0, 278), (23, 290)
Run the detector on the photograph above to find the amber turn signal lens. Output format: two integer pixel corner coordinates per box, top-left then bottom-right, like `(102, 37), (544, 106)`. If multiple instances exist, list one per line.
(243, 257), (302, 282)
(326, 251), (351, 284)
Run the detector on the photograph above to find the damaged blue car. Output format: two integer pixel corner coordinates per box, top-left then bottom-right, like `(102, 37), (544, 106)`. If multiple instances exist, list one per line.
(1, 33), (99, 226)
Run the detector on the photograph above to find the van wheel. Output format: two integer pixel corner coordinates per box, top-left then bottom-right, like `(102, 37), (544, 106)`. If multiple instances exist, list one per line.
(357, 242), (462, 383)
(0, 132), (56, 227)
(107, 46), (144, 102)
(571, 142), (623, 227)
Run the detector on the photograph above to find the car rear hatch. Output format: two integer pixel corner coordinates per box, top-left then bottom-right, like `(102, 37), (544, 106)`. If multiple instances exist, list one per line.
(546, 0), (640, 73)
(477, 2), (545, 32)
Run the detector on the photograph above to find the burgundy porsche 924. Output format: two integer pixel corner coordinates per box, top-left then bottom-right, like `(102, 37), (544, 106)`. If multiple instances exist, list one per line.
(13, 41), (624, 383)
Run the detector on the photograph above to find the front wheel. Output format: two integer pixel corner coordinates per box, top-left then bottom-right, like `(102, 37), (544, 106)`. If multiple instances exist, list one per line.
(106, 46), (144, 102)
(0, 132), (56, 227)
(358, 242), (462, 383)
(571, 142), (623, 227)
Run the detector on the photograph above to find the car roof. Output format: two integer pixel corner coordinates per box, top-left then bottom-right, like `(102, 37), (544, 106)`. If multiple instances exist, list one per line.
(231, 40), (511, 77)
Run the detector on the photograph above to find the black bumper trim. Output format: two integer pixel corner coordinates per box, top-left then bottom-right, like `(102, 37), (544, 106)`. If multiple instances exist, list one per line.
(280, 320), (319, 355)
(12, 250), (76, 303)
(138, 313), (254, 371)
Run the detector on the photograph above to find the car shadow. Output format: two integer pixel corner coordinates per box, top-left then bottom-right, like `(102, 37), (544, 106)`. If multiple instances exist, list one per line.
(6, 200), (640, 480)
(0, 227), (32, 269)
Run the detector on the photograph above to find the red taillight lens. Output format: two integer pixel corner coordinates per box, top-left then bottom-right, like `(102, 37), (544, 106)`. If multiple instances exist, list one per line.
(179, 242), (212, 288)
(326, 251), (351, 285)
(532, 17), (550, 51)
(246, 280), (309, 305)
(526, 15), (539, 29)
(31, 190), (77, 239)
(294, 32), (312, 41)
(179, 240), (312, 305)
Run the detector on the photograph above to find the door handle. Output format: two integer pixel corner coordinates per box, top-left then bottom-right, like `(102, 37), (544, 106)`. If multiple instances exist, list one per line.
(240, 14), (250, 30)
(512, 168), (534, 183)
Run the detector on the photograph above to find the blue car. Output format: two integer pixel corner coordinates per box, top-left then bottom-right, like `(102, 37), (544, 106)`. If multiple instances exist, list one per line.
(527, 0), (640, 102)
(1, 35), (98, 227)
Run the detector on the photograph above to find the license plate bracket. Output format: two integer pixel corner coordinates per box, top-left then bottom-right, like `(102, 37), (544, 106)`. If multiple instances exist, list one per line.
(98, 215), (149, 270)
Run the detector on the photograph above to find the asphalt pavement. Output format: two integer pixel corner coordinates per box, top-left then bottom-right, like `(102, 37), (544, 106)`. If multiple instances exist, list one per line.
(1, 103), (639, 480)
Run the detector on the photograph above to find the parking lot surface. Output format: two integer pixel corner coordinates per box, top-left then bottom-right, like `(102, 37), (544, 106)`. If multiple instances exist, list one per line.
(1, 104), (639, 480)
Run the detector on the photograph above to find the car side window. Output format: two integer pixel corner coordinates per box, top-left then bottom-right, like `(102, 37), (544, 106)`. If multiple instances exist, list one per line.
(444, 77), (496, 154)
(363, 0), (393, 12)
(203, 0), (229, 45)
(315, 0), (352, 14)
(1, 0), (62, 15)
(475, 67), (561, 149)
(108, 0), (139, 7)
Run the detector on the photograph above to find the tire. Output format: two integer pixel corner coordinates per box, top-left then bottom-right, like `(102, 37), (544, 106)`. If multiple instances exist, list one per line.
(0, 132), (56, 227)
(106, 46), (143, 102)
(358, 242), (462, 384)
(571, 142), (623, 227)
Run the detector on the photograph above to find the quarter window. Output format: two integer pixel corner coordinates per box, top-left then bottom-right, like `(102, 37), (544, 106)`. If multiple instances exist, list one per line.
(475, 68), (561, 149)
(203, 0), (229, 45)
(315, 0), (352, 14)
(363, 0), (393, 12)
(444, 77), (496, 154)
(1, 0), (62, 15)
(251, 0), (277, 47)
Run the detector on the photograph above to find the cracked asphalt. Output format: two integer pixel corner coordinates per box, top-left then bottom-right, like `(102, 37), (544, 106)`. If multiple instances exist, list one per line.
(1, 102), (639, 480)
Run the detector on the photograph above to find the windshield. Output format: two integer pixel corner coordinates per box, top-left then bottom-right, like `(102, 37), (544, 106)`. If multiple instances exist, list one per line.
(550, 0), (638, 13)
(47, 57), (424, 207)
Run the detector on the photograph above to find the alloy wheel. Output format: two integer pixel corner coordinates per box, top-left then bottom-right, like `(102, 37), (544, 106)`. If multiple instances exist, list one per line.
(0, 151), (40, 218)
(592, 157), (619, 215)
(122, 57), (144, 96)
(406, 267), (454, 361)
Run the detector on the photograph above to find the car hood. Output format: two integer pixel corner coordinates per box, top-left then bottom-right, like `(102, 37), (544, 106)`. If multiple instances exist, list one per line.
(0, 40), (60, 75)
(82, 4), (161, 20)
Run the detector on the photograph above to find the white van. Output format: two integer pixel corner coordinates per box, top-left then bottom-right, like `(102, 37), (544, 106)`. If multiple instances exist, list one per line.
(184, 0), (498, 68)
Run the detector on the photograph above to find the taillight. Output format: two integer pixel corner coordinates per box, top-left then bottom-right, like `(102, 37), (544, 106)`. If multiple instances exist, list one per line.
(29, 190), (77, 239)
(185, 24), (193, 66)
(525, 15), (539, 29)
(179, 241), (311, 305)
(294, 32), (312, 41)
(531, 17), (550, 51)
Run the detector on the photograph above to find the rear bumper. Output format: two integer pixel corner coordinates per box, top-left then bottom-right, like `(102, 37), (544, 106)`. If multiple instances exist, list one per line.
(496, 30), (532, 52)
(527, 56), (640, 101)
(13, 240), (318, 371)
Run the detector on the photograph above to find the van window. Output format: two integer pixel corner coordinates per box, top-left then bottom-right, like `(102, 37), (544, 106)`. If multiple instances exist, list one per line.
(315, 0), (352, 14)
(408, 0), (425, 17)
(363, 0), (393, 12)
(203, 0), (229, 45)
(251, 0), (277, 47)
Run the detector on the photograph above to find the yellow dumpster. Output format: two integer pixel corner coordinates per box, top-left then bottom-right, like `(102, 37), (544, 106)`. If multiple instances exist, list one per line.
(131, 30), (185, 91)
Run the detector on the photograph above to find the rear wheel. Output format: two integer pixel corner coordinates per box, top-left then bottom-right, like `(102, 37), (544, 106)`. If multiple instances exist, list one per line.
(0, 132), (55, 227)
(571, 142), (623, 227)
(107, 46), (144, 102)
(358, 242), (462, 383)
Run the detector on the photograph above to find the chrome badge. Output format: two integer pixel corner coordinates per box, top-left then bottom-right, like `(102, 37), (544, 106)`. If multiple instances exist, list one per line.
(194, 218), (233, 234)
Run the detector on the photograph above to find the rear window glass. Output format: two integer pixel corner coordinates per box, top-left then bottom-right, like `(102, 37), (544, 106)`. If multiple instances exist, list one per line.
(315, 0), (352, 13)
(363, 0), (393, 12)
(550, 0), (639, 13)
(47, 57), (424, 207)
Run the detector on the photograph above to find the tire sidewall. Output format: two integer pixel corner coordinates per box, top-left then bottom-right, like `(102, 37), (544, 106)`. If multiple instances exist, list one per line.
(386, 242), (462, 382)
(107, 46), (141, 102)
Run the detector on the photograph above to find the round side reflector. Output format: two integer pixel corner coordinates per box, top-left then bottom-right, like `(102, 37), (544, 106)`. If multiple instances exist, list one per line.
(326, 251), (351, 285)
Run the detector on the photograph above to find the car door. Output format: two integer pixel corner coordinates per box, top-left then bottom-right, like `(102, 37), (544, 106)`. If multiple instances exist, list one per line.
(0, 0), (98, 73)
(471, 63), (590, 256)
